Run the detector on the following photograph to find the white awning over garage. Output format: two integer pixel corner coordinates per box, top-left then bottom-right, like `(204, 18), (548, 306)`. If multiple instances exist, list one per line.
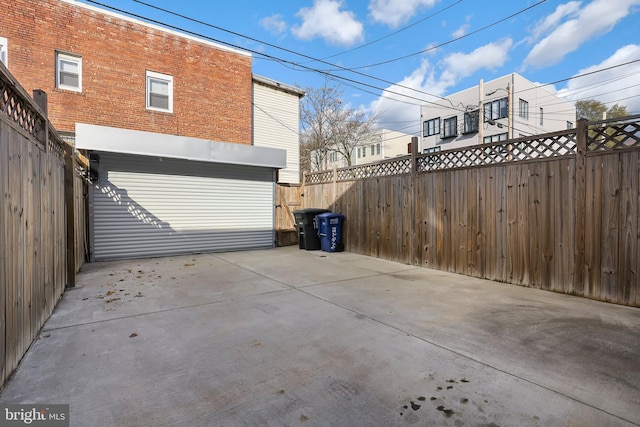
(76, 124), (285, 261)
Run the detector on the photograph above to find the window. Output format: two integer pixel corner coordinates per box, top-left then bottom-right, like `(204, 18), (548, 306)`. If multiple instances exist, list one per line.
(56, 52), (82, 92)
(0, 37), (7, 67)
(443, 116), (457, 138)
(376, 143), (380, 155)
(539, 107), (543, 125)
(483, 133), (508, 144)
(423, 118), (440, 137)
(463, 110), (479, 134)
(484, 98), (508, 121)
(362, 147), (366, 157)
(357, 147), (361, 158)
(146, 70), (173, 112)
(567, 121), (574, 129)
(423, 146), (441, 154)
(370, 145), (375, 155)
(519, 99), (529, 120)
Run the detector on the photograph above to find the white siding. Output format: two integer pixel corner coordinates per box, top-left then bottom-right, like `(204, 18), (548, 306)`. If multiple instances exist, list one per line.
(93, 153), (275, 260)
(420, 73), (576, 152)
(253, 83), (301, 184)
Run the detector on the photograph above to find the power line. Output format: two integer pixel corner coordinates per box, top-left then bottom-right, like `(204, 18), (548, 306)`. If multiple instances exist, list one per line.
(79, 0), (639, 120)
(85, 0), (467, 112)
(129, 0), (462, 108)
(308, 0), (465, 62)
(332, 0), (548, 70)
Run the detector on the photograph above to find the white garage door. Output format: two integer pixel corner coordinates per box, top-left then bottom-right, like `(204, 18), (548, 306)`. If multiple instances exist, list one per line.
(92, 153), (275, 261)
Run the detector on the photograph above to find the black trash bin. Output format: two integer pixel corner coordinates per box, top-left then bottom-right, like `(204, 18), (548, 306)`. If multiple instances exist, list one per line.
(293, 208), (329, 250)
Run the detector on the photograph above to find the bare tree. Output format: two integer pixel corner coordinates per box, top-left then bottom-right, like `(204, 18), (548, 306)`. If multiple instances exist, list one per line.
(300, 79), (378, 173)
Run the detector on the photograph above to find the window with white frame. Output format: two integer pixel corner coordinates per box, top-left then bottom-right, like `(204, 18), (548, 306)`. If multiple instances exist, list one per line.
(370, 145), (375, 155)
(423, 146), (441, 154)
(463, 110), (479, 134)
(56, 52), (82, 92)
(0, 37), (8, 67)
(362, 147), (366, 157)
(519, 99), (529, 120)
(539, 107), (543, 125)
(376, 143), (380, 155)
(484, 98), (508, 122)
(146, 71), (173, 112)
(357, 147), (361, 158)
(423, 118), (440, 137)
(443, 116), (457, 138)
(567, 121), (574, 129)
(483, 133), (508, 144)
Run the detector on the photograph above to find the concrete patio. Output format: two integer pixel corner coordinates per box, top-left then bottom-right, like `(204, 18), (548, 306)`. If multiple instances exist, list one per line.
(1, 247), (639, 426)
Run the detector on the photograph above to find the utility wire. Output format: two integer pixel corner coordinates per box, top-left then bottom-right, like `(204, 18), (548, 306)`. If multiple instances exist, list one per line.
(86, 0), (468, 111)
(333, 0), (548, 70)
(305, 0), (465, 62)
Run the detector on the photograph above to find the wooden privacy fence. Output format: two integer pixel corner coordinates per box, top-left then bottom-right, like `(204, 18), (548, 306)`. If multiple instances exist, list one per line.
(0, 62), (87, 386)
(275, 183), (304, 246)
(304, 116), (640, 307)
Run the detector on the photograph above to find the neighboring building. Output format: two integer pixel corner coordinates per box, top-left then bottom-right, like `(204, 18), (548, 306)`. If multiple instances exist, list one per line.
(354, 129), (413, 166)
(312, 128), (413, 171)
(421, 73), (576, 152)
(1, 0), (302, 260)
(252, 75), (305, 184)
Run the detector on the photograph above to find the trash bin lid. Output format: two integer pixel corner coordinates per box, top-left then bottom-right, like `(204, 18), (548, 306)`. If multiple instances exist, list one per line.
(316, 212), (344, 219)
(294, 208), (330, 214)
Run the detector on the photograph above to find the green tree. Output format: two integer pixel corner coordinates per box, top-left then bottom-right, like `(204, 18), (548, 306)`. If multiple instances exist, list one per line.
(576, 99), (628, 121)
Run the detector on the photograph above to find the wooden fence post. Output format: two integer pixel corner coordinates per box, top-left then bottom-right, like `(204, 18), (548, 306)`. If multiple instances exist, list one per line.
(574, 118), (588, 295)
(32, 90), (48, 147)
(64, 143), (76, 288)
(332, 165), (337, 210)
(410, 136), (418, 265)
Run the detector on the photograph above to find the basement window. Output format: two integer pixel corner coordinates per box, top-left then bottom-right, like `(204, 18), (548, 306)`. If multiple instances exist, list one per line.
(146, 71), (173, 113)
(56, 52), (82, 92)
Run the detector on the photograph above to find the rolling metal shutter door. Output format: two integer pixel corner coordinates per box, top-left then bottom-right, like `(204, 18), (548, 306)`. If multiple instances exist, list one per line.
(93, 153), (275, 261)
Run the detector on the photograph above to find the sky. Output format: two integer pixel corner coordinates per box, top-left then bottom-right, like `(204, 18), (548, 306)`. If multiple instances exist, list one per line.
(79, 0), (640, 137)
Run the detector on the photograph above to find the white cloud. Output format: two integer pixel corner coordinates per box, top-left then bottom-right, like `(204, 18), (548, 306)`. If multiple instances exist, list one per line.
(441, 38), (513, 80)
(369, 0), (438, 27)
(452, 23), (470, 38)
(527, 1), (581, 43)
(292, 0), (364, 46)
(370, 39), (513, 132)
(556, 44), (640, 113)
(370, 60), (444, 133)
(524, 0), (640, 68)
(260, 14), (287, 34)
(452, 15), (472, 38)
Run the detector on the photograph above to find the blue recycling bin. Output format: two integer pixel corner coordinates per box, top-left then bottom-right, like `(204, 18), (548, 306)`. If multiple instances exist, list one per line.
(316, 213), (345, 252)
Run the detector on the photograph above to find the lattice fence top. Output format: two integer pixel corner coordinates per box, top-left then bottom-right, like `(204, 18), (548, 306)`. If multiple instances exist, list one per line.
(417, 131), (576, 172)
(306, 156), (413, 184)
(587, 115), (640, 152)
(305, 129), (579, 183)
(48, 125), (66, 162)
(0, 76), (46, 143)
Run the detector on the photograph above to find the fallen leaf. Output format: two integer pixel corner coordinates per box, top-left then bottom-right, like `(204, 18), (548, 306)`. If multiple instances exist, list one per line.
(129, 333), (138, 338)
(106, 298), (121, 303)
(184, 263), (194, 267)
(134, 292), (144, 297)
(106, 290), (115, 296)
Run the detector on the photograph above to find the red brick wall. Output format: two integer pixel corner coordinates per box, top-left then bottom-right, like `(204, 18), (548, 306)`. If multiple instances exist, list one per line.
(1, 0), (252, 145)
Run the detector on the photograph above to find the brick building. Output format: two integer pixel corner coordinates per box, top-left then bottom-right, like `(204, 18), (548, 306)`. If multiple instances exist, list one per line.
(1, 0), (252, 144)
(0, 0), (302, 260)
